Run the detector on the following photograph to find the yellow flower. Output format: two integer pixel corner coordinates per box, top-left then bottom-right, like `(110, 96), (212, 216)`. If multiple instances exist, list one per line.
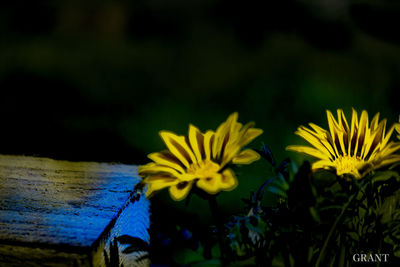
(138, 113), (263, 200)
(287, 109), (400, 179)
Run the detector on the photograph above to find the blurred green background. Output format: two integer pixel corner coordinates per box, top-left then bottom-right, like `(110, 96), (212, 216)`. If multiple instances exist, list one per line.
(1, 0), (400, 261)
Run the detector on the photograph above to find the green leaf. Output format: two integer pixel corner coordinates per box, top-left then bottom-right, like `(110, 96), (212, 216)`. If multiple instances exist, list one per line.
(309, 207), (321, 223)
(268, 174), (290, 192)
(370, 171), (400, 184)
(267, 186), (288, 198)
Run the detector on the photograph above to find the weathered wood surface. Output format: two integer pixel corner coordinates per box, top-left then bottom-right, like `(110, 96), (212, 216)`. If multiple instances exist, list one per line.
(0, 154), (150, 266)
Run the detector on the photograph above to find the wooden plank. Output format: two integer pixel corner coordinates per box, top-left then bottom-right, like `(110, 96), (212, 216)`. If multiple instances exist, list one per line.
(92, 195), (150, 267)
(0, 244), (90, 267)
(0, 154), (150, 266)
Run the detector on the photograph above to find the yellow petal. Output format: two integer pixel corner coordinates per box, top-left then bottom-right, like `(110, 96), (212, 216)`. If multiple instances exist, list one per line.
(188, 124), (204, 162)
(160, 131), (197, 167)
(232, 149), (260, 164)
(144, 175), (177, 183)
(337, 131), (347, 157)
(327, 110), (339, 143)
(397, 121), (400, 139)
(309, 123), (328, 135)
(220, 122), (254, 166)
(138, 162), (181, 178)
(232, 121), (243, 134)
(375, 155), (400, 168)
(169, 181), (194, 201)
(239, 127), (263, 147)
(145, 176), (178, 198)
(220, 145), (241, 167)
(226, 112), (239, 123)
(311, 160), (336, 170)
(337, 109), (349, 133)
(395, 121), (400, 138)
(295, 127), (335, 159)
(214, 113), (238, 159)
(203, 130), (215, 160)
(370, 112), (380, 131)
(349, 108), (359, 156)
(212, 122), (226, 159)
(196, 174), (221, 194)
(219, 169), (238, 191)
(148, 151), (185, 174)
(381, 123), (394, 149)
(308, 123), (337, 158)
(379, 142), (400, 158)
(286, 145), (330, 160)
(360, 127), (380, 160)
(354, 110), (369, 156)
(240, 121), (255, 131)
(326, 110), (343, 158)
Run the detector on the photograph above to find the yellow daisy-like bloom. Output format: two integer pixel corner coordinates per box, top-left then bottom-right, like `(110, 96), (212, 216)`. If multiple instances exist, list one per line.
(287, 109), (400, 179)
(138, 113), (263, 201)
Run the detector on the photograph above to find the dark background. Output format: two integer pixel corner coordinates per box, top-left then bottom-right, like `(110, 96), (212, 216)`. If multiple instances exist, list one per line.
(1, 0), (400, 263)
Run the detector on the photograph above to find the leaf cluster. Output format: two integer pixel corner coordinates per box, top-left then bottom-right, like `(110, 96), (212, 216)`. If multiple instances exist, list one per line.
(224, 145), (400, 266)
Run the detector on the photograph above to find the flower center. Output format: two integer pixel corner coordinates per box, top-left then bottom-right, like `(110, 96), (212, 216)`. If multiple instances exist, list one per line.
(187, 160), (221, 179)
(334, 156), (365, 178)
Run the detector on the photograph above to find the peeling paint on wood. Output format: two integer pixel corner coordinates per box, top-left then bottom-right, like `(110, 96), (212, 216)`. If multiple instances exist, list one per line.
(0, 155), (150, 266)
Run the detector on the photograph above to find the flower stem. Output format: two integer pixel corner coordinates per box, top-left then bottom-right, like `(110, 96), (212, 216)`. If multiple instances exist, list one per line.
(208, 195), (227, 266)
(315, 181), (367, 267)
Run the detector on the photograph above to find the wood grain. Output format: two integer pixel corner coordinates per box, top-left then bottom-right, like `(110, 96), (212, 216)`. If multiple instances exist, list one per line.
(0, 154), (149, 266)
